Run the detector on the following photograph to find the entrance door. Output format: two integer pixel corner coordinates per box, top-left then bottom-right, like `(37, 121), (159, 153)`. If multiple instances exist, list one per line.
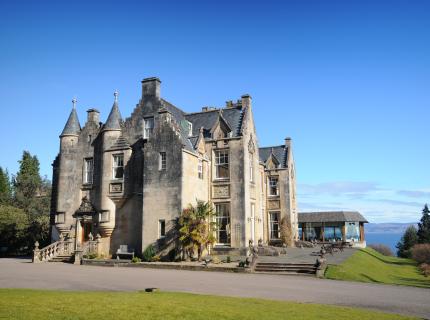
(80, 221), (92, 243)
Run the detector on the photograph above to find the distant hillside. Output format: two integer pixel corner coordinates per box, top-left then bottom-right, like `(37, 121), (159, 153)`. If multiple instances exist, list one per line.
(366, 223), (417, 234)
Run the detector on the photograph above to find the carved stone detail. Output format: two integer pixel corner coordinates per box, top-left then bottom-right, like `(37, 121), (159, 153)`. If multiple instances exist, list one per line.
(212, 185), (230, 198)
(110, 182), (123, 193)
(268, 200), (280, 210)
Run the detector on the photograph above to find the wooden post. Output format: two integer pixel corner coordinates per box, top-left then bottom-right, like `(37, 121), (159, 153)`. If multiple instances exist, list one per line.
(360, 223), (365, 242)
(322, 222), (325, 242)
(302, 223), (306, 241)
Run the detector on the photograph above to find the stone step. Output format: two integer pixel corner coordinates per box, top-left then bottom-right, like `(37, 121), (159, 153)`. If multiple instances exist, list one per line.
(254, 262), (317, 275)
(48, 255), (73, 263)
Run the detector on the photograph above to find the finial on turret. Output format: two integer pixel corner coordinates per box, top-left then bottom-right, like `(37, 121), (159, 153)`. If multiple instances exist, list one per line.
(114, 90), (119, 102)
(72, 97), (77, 109)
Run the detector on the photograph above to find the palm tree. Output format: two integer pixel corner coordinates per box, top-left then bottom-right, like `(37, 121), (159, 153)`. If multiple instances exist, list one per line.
(179, 200), (217, 261)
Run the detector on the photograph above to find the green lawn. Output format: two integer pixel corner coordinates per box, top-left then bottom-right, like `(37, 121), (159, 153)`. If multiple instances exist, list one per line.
(0, 289), (415, 320)
(325, 247), (430, 288)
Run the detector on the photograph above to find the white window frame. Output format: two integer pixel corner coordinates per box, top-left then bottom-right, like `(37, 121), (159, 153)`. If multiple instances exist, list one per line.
(215, 203), (231, 245)
(269, 176), (279, 196)
(99, 210), (110, 223)
(198, 158), (203, 179)
(158, 219), (166, 238)
(55, 212), (65, 224)
(215, 150), (229, 179)
(159, 152), (166, 171)
(143, 117), (154, 139)
(112, 154), (124, 179)
(269, 212), (280, 240)
(83, 158), (94, 184)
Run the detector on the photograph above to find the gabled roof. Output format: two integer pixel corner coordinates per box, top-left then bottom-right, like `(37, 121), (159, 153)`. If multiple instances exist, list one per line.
(185, 107), (244, 138)
(160, 99), (194, 152)
(298, 211), (368, 223)
(61, 107), (81, 136)
(259, 145), (288, 168)
(104, 100), (122, 130)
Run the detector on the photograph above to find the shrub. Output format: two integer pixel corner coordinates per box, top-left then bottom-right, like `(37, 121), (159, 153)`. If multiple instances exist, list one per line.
(142, 244), (156, 262)
(419, 263), (430, 277)
(131, 256), (141, 263)
(83, 253), (97, 259)
(211, 256), (221, 264)
(411, 243), (430, 264)
(368, 244), (393, 256)
(238, 261), (246, 268)
(226, 256), (231, 263)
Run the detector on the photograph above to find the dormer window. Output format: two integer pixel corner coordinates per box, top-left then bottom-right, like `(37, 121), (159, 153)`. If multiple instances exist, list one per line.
(187, 121), (193, 137)
(144, 117), (154, 139)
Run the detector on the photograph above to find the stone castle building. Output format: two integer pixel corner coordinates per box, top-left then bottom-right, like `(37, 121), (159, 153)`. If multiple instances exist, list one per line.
(51, 77), (298, 258)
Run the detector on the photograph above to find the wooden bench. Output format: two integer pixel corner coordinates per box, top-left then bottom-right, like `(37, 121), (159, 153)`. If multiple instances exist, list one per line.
(116, 245), (134, 260)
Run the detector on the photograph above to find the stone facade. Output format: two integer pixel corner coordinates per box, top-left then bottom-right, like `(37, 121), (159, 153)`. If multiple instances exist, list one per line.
(51, 77), (298, 257)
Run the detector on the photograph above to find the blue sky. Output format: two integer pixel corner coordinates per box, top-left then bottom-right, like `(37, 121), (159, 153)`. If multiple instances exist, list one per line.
(0, 0), (429, 223)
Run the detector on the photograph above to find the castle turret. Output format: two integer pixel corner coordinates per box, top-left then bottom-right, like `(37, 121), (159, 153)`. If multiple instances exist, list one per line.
(56, 98), (81, 235)
(98, 91), (126, 246)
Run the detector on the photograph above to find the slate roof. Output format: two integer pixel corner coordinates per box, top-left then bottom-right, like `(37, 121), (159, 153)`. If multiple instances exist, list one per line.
(259, 145), (288, 168)
(108, 135), (130, 151)
(104, 100), (122, 130)
(298, 211), (368, 223)
(61, 107), (81, 136)
(185, 107), (244, 138)
(160, 99), (194, 152)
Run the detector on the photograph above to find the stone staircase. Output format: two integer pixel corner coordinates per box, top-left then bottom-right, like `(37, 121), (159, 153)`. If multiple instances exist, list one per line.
(254, 262), (317, 275)
(48, 254), (74, 263)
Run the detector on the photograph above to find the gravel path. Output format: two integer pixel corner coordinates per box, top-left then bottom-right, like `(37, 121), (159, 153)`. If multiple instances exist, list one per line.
(0, 258), (428, 318)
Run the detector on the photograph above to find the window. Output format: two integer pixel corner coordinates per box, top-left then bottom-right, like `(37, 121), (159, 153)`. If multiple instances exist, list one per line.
(112, 154), (124, 179)
(198, 159), (203, 179)
(215, 150), (229, 179)
(99, 210), (110, 223)
(55, 212), (65, 224)
(269, 212), (280, 240)
(269, 176), (279, 196)
(83, 158), (93, 184)
(249, 154), (254, 182)
(159, 152), (166, 170)
(158, 219), (166, 238)
(215, 203), (230, 245)
(144, 117), (154, 139)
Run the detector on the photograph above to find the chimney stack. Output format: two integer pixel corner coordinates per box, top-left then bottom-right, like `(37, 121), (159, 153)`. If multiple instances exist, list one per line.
(86, 108), (100, 124)
(241, 94), (252, 108)
(141, 77), (161, 98)
(285, 137), (292, 147)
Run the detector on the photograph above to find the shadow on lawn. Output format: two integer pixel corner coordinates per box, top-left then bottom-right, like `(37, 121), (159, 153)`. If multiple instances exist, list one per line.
(393, 277), (430, 288)
(361, 249), (416, 266)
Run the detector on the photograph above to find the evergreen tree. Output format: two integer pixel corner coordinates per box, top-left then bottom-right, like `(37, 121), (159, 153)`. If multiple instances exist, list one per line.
(13, 151), (42, 213)
(0, 167), (12, 205)
(417, 204), (430, 244)
(396, 225), (418, 258)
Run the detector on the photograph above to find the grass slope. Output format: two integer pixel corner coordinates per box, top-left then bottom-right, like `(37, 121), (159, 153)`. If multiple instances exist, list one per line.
(0, 289), (415, 320)
(325, 247), (430, 288)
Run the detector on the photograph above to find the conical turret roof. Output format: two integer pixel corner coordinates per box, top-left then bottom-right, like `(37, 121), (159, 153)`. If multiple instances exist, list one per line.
(104, 91), (122, 130)
(61, 99), (81, 136)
